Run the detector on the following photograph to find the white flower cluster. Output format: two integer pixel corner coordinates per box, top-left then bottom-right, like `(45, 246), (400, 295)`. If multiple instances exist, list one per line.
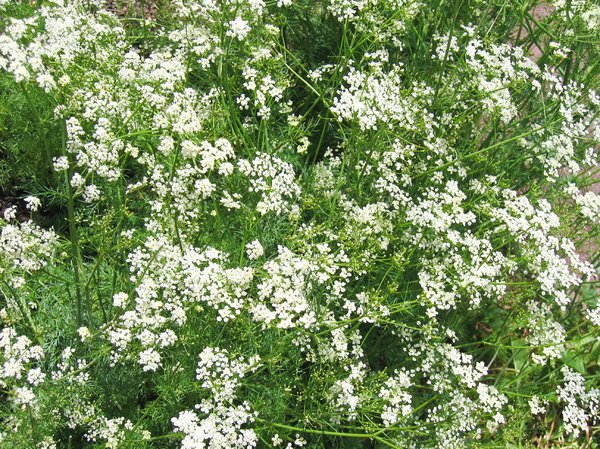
(241, 51), (287, 120)
(0, 328), (45, 410)
(586, 304), (600, 330)
(0, 217), (58, 289)
(173, 403), (258, 449)
(119, 50), (187, 91)
(533, 75), (599, 180)
(182, 248), (254, 322)
(525, 302), (566, 365)
(328, 0), (370, 19)
(423, 344), (508, 445)
(251, 246), (321, 329)
(0, 0), (124, 89)
(553, 0), (600, 32)
(379, 369), (413, 427)
(528, 395), (548, 416)
(238, 153), (301, 216)
(328, 359), (367, 422)
(331, 66), (427, 131)
(167, 21), (220, 69)
(144, 138), (236, 231)
(342, 200), (394, 250)
(23, 196), (41, 212)
(489, 192), (594, 309)
(227, 18), (252, 41)
(85, 416), (134, 449)
(328, 0), (421, 48)
(572, 189), (600, 222)
(245, 240), (264, 260)
(180, 138), (235, 168)
(557, 366), (600, 437)
(196, 347), (260, 403)
(407, 181), (476, 233)
(172, 348), (260, 449)
(108, 235), (255, 369)
(418, 230), (512, 318)
(370, 139), (415, 208)
(49, 346), (91, 386)
(68, 116), (121, 181)
(52, 156), (69, 172)
(429, 388), (506, 447)
(30, 14), (218, 193)
(428, 344), (488, 390)
(57, 390), (151, 448)
(461, 34), (539, 123)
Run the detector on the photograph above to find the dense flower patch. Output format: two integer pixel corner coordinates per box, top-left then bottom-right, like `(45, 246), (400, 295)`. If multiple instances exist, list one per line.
(0, 0), (599, 447)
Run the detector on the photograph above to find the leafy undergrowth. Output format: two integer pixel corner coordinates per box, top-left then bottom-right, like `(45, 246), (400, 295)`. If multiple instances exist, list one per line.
(0, 0), (599, 448)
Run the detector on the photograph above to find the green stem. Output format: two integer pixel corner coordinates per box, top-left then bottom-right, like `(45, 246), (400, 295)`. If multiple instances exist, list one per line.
(256, 419), (406, 448)
(62, 122), (84, 327)
(0, 281), (41, 343)
(145, 432), (184, 442)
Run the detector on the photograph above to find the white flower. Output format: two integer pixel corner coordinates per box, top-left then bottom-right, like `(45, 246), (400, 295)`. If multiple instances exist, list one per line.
(294, 435), (307, 446)
(586, 305), (600, 327)
(196, 347), (260, 403)
(557, 367), (600, 437)
(70, 172), (85, 188)
(296, 136), (310, 154)
(528, 395), (547, 415)
(238, 153), (300, 216)
(27, 368), (46, 386)
(221, 191), (242, 209)
(24, 196), (41, 212)
(226, 18), (251, 41)
(526, 302), (566, 365)
(245, 240), (264, 260)
(575, 191), (600, 221)
(13, 386), (36, 409)
(379, 369), (413, 427)
(37, 437), (57, 449)
(83, 185), (102, 202)
(52, 156), (69, 172)
(3, 205), (17, 221)
(158, 135), (175, 155)
(77, 326), (91, 342)
(112, 292), (128, 308)
(0, 219), (58, 272)
(139, 348), (161, 372)
(237, 94), (250, 109)
(272, 434), (283, 446)
(173, 403), (258, 449)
